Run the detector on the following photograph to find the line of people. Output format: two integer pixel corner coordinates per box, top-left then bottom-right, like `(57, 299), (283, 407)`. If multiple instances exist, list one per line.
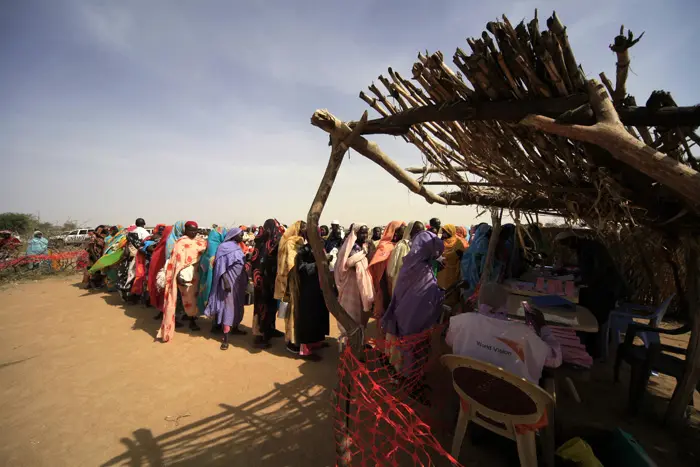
(80, 216), (518, 362)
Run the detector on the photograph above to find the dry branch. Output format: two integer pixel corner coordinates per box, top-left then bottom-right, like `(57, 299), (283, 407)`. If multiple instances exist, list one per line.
(311, 110), (448, 205)
(520, 80), (700, 211)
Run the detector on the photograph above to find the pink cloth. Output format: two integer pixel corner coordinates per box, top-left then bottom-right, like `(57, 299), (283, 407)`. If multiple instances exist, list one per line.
(550, 326), (593, 368)
(334, 223), (374, 336)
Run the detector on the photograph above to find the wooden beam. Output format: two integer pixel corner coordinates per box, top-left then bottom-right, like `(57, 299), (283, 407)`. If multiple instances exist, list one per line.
(521, 80), (700, 212)
(420, 181), (598, 193)
(355, 93), (589, 135)
(353, 93), (700, 136)
(311, 110), (448, 205)
(306, 112), (369, 356)
(441, 190), (568, 211)
(405, 165), (469, 174)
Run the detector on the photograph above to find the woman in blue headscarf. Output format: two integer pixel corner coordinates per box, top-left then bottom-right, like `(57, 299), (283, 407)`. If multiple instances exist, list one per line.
(166, 220), (186, 261)
(197, 226), (228, 317)
(460, 223), (492, 300)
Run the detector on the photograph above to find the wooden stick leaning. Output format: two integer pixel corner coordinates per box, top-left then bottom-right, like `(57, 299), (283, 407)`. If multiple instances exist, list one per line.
(306, 111), (369, 356)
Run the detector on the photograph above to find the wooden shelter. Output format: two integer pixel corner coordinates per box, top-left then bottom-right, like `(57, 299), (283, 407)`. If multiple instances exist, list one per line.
(305, 10), (700, 426)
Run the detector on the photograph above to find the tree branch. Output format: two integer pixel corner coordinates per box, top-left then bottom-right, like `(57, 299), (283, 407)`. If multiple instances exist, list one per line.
(520, 80), (700, 211)
(311, 110), (448, 205)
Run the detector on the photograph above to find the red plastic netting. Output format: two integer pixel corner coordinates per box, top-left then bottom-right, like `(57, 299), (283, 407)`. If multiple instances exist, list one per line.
(0, 250), (88, 271)
(334, 325), (463, 467)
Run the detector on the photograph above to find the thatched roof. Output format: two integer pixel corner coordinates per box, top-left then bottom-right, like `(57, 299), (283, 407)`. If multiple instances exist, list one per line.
(321, 11), (700, 234)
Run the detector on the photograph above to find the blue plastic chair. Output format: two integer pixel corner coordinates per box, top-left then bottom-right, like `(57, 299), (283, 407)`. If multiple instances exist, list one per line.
(601, 294), (675, 361)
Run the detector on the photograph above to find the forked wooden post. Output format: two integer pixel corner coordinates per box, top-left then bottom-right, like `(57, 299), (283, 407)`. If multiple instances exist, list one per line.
(306, 111), (369, 356)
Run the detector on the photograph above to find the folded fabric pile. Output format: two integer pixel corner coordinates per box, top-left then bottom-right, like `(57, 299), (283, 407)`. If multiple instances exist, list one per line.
(550, 326), (593, 368)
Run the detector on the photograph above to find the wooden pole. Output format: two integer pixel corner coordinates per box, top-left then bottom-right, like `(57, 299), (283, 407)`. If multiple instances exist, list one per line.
(666, 238), (700, 425)
(306, 111), (369, 356)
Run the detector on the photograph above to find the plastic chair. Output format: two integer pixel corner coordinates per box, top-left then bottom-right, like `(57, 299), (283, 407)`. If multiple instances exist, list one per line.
(601, 294), (675, 361)
(441, 354), (555, 467)
(614, 322), (698, 415)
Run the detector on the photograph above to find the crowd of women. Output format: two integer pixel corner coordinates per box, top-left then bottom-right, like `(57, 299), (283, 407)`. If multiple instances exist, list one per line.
(80, 215), (519, 360)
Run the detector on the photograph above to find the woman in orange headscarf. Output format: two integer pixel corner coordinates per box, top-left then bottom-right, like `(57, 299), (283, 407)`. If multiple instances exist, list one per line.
(368, 220), (406, 322)
(437, 224), (466, 305)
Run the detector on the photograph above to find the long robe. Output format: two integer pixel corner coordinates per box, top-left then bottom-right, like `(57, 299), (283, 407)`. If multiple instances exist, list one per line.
(368, 220), (406, 320)
(251, 219), (282, 338)
(205, 229), (247, 329)
(290, 245), (330, 345)
(158, 235), (207, 342)
(274, 221), (304, 300)
(334, 223), (374, 337)
(437, 224), (466, 305)
(197, 227), (228, 315)
(148, 225), (173, 311)
(386, 221), (417, 291)
(382, 231), (445, 338)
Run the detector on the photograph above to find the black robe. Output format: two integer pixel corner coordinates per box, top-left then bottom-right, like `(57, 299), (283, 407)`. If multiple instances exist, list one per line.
(293, 245), (330, 344)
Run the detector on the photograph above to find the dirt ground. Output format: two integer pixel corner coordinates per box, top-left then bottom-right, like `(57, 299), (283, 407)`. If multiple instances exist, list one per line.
(0, 276), (339, 467)
(1, 276), (699, 466)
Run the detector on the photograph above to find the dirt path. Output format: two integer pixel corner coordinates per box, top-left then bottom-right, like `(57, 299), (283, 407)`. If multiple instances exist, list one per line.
(0, 276), (339, 467)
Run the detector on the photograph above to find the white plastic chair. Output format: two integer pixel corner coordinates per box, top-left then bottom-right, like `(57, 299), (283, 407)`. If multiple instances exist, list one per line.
(441, 354), (556, 467)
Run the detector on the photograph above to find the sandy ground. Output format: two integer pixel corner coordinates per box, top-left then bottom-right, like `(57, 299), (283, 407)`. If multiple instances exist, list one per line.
(1, 276), (700, 466)
(0, 276), (339, 467)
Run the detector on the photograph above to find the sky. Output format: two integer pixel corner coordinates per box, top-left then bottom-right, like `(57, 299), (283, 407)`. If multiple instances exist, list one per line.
(1, 0), (699, 228)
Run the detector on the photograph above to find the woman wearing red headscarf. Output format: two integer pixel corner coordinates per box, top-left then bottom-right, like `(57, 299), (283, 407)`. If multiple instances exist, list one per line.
(368, 220), (406, 323)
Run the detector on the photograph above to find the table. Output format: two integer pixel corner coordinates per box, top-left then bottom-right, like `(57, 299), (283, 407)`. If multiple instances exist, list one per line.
(506, 294), (599, 333)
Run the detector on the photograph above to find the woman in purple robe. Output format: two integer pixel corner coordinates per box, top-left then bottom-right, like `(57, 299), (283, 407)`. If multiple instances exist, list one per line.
(205, 227), (248, 350)
(381, 231), (444, 376)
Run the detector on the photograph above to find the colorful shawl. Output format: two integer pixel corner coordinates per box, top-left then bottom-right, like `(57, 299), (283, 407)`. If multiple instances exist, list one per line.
(89, 227), (127, 273)
(166, 220), (185, 260)
(148, 225), (173, 310)
(274, 220), (305, 300)
(197, 226), (228, 315)
(368, 220), (405, 318)
(437, 224), (465, 291)
(158, 234), (208, 342)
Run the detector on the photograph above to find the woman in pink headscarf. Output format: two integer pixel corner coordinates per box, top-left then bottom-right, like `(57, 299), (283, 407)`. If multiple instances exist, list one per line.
(334, 222), (374, 346)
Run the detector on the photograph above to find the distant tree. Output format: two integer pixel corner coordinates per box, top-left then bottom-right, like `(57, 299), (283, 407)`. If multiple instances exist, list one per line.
(37, 221), (58, 233)
(0, 212), (35, 234)
(63, 220), (78, 230)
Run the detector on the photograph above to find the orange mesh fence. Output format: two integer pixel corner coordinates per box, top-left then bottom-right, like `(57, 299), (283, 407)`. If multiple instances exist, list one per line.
(334, 325), (463, 467)
(0, 250), (88, 280)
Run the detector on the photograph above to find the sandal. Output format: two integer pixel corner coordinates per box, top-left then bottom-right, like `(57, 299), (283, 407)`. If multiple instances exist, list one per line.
(220, 341), (229, 351)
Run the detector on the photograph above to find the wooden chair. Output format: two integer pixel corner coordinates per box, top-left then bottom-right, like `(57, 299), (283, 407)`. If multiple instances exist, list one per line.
(441, 354), (556, 467)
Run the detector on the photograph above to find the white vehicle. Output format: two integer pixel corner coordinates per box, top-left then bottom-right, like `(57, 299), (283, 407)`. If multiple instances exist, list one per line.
(55, 228), (94, 246)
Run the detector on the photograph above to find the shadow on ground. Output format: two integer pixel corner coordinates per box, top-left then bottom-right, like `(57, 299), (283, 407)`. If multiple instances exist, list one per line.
(101, 362), (337, 467)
